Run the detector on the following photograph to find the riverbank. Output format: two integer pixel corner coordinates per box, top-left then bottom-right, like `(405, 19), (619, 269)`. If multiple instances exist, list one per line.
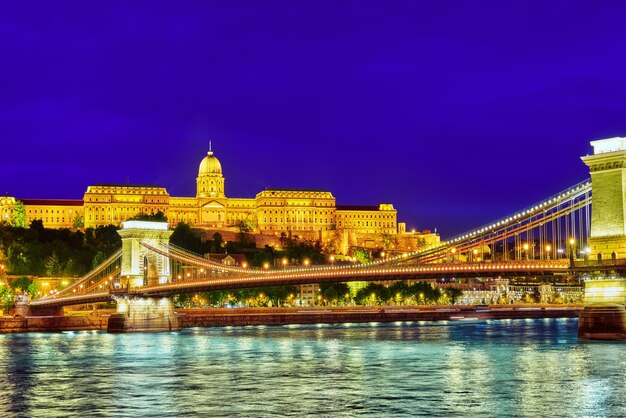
(179, 305), (582, 327)
(0, 305), (583, 333)
(0, 314), (109, 333)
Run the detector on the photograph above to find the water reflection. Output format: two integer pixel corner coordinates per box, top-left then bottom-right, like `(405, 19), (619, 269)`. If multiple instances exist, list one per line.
(0, 319), (624, 416)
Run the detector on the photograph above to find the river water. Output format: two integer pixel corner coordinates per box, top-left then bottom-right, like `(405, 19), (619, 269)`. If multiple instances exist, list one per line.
(0, 318), (624, 417)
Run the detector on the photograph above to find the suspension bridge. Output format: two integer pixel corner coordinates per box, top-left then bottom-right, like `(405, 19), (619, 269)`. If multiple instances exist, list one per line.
(23, 137), (626, 337)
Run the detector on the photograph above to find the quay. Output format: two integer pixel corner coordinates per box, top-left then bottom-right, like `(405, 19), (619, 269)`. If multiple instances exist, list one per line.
(0, 304), (582, 333)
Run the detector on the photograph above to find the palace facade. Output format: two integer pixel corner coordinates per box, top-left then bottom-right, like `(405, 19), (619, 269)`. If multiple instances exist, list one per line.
(1, 149), (414, 248)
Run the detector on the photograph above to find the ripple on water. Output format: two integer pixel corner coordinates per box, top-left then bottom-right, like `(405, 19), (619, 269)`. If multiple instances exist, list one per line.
(0, 319), (624, 417)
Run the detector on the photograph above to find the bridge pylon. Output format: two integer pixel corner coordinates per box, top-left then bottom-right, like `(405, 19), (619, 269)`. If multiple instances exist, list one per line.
(580, 138), (626, 339)
(108, 221), (181, 332)
(582, 137), (626, 259)
(118, 220), (173, 288)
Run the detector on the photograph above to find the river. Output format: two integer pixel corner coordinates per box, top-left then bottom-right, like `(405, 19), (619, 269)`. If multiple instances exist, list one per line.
(0, 318), (624, 417)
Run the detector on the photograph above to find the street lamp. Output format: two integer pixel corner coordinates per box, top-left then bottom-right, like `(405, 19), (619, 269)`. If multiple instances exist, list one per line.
(545, 244), (551, 260)
(281, 257), (288, 268)
(303, 258), (310, 267)
(522, 243), (529, 260)
(329, 255), (335, 265)
(568, 238), (576, 266)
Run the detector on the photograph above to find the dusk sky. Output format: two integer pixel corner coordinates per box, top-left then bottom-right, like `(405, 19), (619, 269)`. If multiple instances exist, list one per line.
(2, 1), (625, 237)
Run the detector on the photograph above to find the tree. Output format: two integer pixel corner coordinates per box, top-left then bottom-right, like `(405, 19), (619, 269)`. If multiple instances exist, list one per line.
(129, 211), (168, 222)
(94, 225), (121, 254)
(11, 201), (26, 228)
(444, 287), (464, 304)
(92, 251), (107, 269)
(29, 219), (44, 233)
(10, 276), (32, 294)
(0, 286), (15, 311)
(352, 248), (372, 264)
(72, 214), (84, 229)
(323, 287), (338, 305)
(212, 232), (224, 253)
(410, 282), (442, 304)
(236, 218), (256, 244)
(170, 222), (204, 254)
(44, 252), (63, 276)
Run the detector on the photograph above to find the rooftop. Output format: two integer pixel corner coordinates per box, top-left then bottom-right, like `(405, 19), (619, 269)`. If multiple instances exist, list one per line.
(20, 199), (83, 206)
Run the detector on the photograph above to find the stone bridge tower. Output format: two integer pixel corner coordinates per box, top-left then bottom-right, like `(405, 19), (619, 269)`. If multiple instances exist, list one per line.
(582, 137), (626, 259)
(117, 220), (173, 288)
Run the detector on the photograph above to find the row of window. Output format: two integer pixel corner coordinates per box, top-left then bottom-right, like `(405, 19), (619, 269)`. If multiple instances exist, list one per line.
(87, 189), (166, 195)
(338, 220), (395, 228)
(27, 208), (76, 214)
(258, 201), (334, 207)
(337, 213), (394, 219)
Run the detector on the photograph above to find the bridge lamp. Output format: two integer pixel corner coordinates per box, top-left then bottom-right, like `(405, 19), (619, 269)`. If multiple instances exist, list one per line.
(569, 238), (576, 246)
(329, 255), (335, 264)
(380, 252), (385, 258)
(282, 258), (288, 267)
(242, 262), (248, 268)
(303, 259), (310, 267)
(545, 245), (551, 252)
(522, 243), (529, 251)
(263, 262), (270, 269)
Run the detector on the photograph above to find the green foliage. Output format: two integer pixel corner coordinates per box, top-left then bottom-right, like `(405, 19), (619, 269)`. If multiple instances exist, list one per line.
(0, 286), (15, 311)
(410, 281), (442, 304)
(10, 276), (32, 293)
(352, 248), (372, 264)
(355, 283), (391, 305)
(72, 214), (84, 229)
(319, 282), (350, 305)
(11, 201), (26, 228)
(92, 251), (107, 269)
(212, 232), (224, 253)
(0, 223), (120, 276)
(170, 222), (204, 254)
(93, 225), (121, 252)
(44, 252), (63, 276)
(443, 287), (464, 304)
(128, 210), (168, 222)
(250, 245), (277, 268)
(29, 219), (44, 232)
(172, 285), (297, 308)
(27, 281), (38, 298)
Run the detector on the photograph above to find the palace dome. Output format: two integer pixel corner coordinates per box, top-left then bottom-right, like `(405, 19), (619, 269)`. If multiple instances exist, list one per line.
(198, 151), (222, 176)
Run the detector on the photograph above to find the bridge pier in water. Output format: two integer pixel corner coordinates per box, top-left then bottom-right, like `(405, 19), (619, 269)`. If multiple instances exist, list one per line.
(107, 220), (181, 332)
(108, 296), (182, 333)
(579, 138), (626, 339)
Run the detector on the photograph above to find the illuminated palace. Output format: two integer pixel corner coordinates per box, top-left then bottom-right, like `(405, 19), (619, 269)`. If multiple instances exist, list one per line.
(1, 148), (437, 251)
